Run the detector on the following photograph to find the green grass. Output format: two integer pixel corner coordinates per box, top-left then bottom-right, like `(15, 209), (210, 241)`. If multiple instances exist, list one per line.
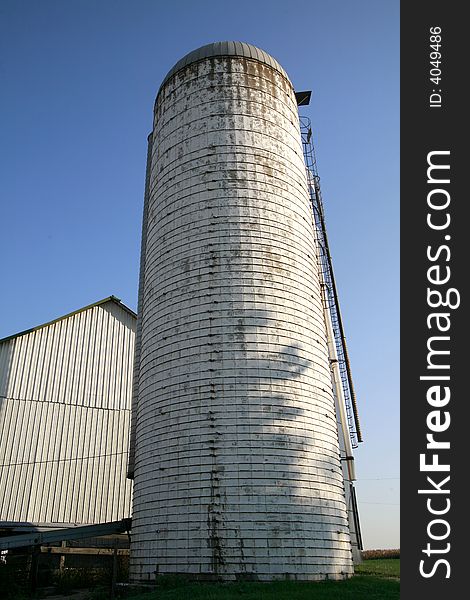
(116, 559), (399, 600)
(355, 558), (400, 579)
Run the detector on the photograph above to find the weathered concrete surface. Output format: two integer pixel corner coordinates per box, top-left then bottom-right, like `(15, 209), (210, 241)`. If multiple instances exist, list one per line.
(130, 45), (353, 581)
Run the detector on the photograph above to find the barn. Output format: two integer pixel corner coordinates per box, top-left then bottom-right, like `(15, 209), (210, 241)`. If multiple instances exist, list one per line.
(0, 296), (135, 532)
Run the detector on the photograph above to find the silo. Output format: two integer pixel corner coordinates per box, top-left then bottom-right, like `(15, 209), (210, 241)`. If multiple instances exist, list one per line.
(129, 41), (354, 581)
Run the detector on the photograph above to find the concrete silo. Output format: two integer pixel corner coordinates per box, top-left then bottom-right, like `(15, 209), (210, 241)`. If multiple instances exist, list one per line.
(129, 41), (355, 581)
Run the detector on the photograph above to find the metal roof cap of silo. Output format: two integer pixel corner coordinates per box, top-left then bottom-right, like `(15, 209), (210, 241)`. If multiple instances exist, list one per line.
(157, 41), (291, 96)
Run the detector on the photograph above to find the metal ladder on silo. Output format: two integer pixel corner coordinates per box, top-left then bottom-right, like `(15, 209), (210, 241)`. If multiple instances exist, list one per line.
(299, 116), (362, 448)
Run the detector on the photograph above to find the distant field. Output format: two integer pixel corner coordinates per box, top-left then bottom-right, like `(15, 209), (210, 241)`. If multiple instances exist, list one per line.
(355, 558), (400, 578)
(362, 549), (401, 560)
(114, 559), (400, 600)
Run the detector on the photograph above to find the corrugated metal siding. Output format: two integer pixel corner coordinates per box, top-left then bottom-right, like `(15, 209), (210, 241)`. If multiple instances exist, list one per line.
(0, 301), (135, 524)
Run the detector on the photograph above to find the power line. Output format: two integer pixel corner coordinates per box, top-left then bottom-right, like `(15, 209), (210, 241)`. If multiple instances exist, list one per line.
(360, 501), (400, 506)
(356, 477), (400, 481)
(0, 394), (130, 412)
(0, 451), (128, 469)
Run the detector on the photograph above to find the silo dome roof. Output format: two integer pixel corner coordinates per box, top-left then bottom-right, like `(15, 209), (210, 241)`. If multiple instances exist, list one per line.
(159, 41), (290, 93)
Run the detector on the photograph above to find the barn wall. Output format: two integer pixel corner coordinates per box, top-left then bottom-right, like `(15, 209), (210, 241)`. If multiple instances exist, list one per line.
(0, 301), (135, 524)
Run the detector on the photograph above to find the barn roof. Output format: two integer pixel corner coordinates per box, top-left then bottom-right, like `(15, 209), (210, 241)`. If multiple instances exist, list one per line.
(0, 296), (136, 344)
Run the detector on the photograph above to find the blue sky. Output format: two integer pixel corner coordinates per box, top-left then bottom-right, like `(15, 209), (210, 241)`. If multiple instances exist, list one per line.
(0, 0), (399, 549)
